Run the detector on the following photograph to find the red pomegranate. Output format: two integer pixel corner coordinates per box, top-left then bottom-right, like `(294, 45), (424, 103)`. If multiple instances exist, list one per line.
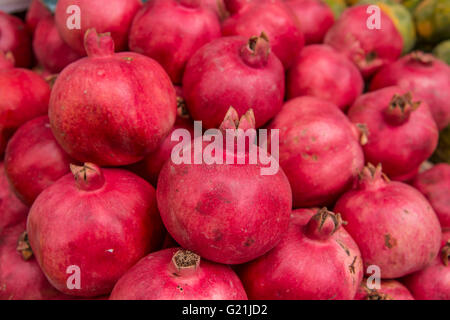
(355, 279), (414, 300)
(0, 11), (32, 68)
(25, 0), (52, 34)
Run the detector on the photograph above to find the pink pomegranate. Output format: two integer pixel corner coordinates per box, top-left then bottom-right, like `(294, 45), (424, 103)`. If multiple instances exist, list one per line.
(55, 0), (142, 55)
(403, 230), (450, 300)
(355, 279), (414, 300)
(413, 164), (450, 229)
(334, 164), (442, 279)
(287, 44), (364, 111)
(239, 208), (363, 300)
(182, 34), (284, 129)
(129, 0), (221, 84)
(202, 0), (227, 19)
(0, 11), (32, 68)
(347, 87), (438, 181)
(27, 163), (165, 296)
(49, 29), (176, 166)
(110, 248), (248, 300)
(324, 4), (402, 77)
(25, 0), (52, 34)
(222, 0), (304, 69)
(284, 0), (335, 44)
(4, 116), (72, 206)
(157, 108), (292, 264)
(370, 52), (450, 130)
(266, 96), (364, 208)
(33, 17), (83, 73)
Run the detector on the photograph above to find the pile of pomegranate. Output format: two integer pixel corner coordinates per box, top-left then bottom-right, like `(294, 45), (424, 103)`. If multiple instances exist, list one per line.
(0, 0), (449, 301)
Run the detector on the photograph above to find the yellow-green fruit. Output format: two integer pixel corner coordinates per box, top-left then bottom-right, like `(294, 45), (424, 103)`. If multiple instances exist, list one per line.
(431, 125), (450, 164)
(401, 0), (422, 13)
(433, 40), (450, 65)
(324, 0), (347, 18)
(345, 0), (360, 5)
(414, 0), (450, 43)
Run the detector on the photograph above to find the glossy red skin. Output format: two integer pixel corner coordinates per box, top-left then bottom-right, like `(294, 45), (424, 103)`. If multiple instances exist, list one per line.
(0, 11), (32, 68)
(334, 174), (442, 279)
(0, 65), (50, 156)
(324, 5), (402, 78)
(347, 87), (438, 180)
(267, 96), (364, 208)
(0, 163), (28, 233)
(284, 0), (335, 44)
(33, 17), (83, 73)
(183, 36), (284, 129)
(27, 168), (165, 297)
(222, 0), (304, 69)
(287, 44), (363, 111)
(110, 248), (248, 300)
(355, 279), (414, 300)
(4, 116), (72, 206)
(129, 0), (221, 84)
(370, 53), (450, 130)
(54, 0), (142, 55)
(25, 0), (52, 34)
(202, 0), (227, 19)
(239, 208), (363, 300)
(413, 164), (450, 229)
(403, 230), (450, 300)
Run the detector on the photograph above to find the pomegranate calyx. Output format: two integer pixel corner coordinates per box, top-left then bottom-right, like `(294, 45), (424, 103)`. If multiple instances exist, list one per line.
(0, 51), (15, 69)
(84, 29), (115, 58)
(384, 92), (420, 125)
(442, 241), (450, 266)
(240, 33), (270, 68)
(409, 51), (434, 66)
(305, 208), (342, 240)
(70, 163), (105, 191)
(170, 249), (200, 277)
(219, 107), (256, 132)
(16, 231), (33, 261)
(358, 163), (390, 189)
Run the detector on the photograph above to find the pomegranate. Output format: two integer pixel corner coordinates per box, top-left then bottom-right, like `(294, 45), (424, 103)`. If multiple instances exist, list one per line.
(49, 29), (176, 166)
(202, 0), (228, 19)
(27, 163), (165, 296)
(334, 164), (442, 279)
(324, 4), (402, 77)
(355, 279), (414, 300)
(222, 0), (304, 69)
(129, 0), (221, 84)
(157, 108), (292, 264)
(55, 0), (142, 55)
(0, 11), (32, 68)
(182, 34), (284, 129)
(370, 52), (450, 130)
(266, 96), (364, 208)
(413, 164), (450, 229)
(25, 0), (52, 34)
(287, 44), (364, 111)
(33, 17), (83, 73)
(4, 116), (72, 206)
(110, 248), (248, 300)
(347, 86), (438, 181)
(239, 208), (363, 300)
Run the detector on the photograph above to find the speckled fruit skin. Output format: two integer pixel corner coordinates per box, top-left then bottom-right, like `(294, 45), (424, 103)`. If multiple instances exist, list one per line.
(239, 208), (364, 300)
(0, 11), (32, 68)
(370, 52), (450, 130)
(4, 116), (72, 206)
(413, 164), (450, 229)
(287, 44), (363, 111)
(222, 0), (304, 69)
(129, 0), (221, 84)
(27, 164), (165, 297)
(25, 0), (52, 34)
(347, 86), (438, 181)
(110, 248), (248, 300)
(324, 4), (402, 78)
(54, 0), (142, 55)
(266, 96), (364, 208)
(355, 279), (414, 300)
(49, 29), (177, 166)
(334, 164), (442, 279)
(182, 35), (284, 129)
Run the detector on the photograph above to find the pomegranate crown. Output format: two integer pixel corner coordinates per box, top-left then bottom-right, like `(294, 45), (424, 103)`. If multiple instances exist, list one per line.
(16, 231), (33, 261)
(169, 249), (201, 277)
(384, 92), (420, 125)
(408, 51), (434, 66)
(0, 51), (15, 70)
(240, 32), (271, 68)
(84, 29), (115, 58)
(442, 241), (450, 267)
(305, 208), (344, 240)
(357, 163), (390, 190)
(70, 163), (105, 191)
(219, 106), (256, 133)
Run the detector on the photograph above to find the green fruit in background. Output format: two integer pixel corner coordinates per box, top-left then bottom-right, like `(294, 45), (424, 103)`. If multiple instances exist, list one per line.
(345, 0), (360, 5)
(324, 0), (347, 18)
(431, 125), (450, 164)
(414, 0), (450, 43)
(433, 40), (450, 64)
(401, 0), (422, 13)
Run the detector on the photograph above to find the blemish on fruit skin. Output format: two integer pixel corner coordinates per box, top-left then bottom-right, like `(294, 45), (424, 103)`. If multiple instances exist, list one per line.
(348, 256), (357, 274)
(384, 234), (397, 249)
(336, 240), (350, 256)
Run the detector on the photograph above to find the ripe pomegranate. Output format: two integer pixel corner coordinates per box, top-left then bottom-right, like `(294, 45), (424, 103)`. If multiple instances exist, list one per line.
(183, 34), (284, 129)
(324, 4), (402, 77)
(157, 108), (292, 264)
(347, 87), (438, 181)
(25, 0), (52, 34)
(4, 116), (72, 206)
(266, 96), (364, 208)
(202, 0), (227, 19)
(27, 163), (165, 296)
(370, 52), (450, 130)
(413, 164), (450, 229)
(129, 0), (221, 84)
(55, 0), (142, 55)
(110, 248), (248, 300)
(33, 17), (83, 73)
(49, 29), (176, 166)
(334, 164), (442, 279)
(239, 208), (363, 300)
(0, 11), (32, 68)
(222, 0), (304, 69)
(355, 280), (414, 300)
(287, 44), (363, 111)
